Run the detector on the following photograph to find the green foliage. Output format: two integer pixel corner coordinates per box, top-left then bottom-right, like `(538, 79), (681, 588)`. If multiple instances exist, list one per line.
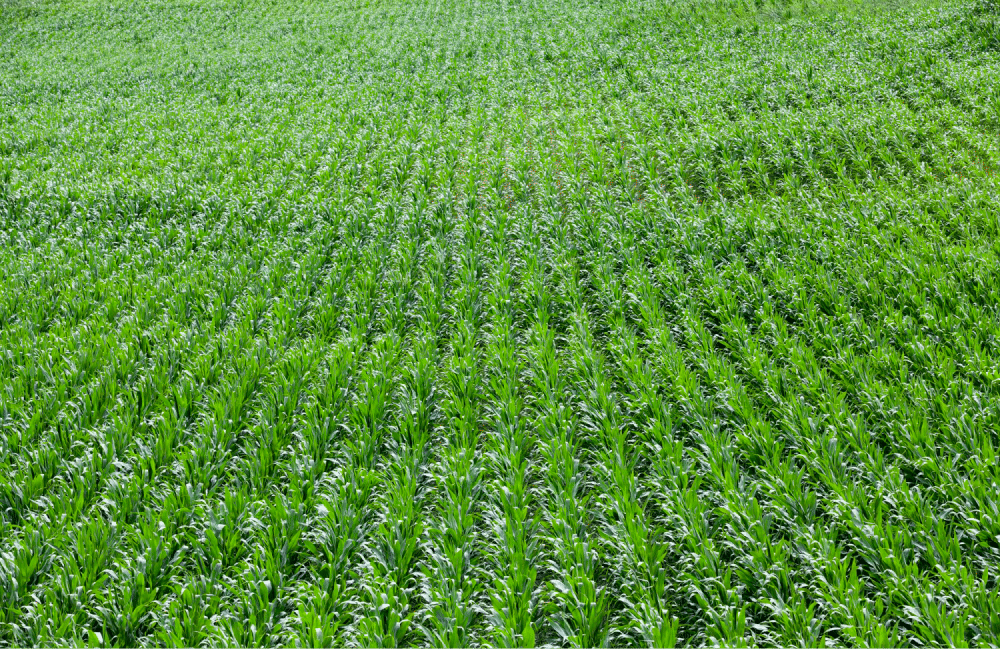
(2, 0), (1000, 645)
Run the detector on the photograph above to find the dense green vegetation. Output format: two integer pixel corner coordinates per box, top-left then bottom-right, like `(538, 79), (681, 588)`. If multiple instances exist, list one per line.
(2, 0), (1000, 645)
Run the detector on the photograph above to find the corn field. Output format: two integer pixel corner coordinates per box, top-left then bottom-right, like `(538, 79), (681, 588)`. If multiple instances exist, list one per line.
(1, 0), (999, 645)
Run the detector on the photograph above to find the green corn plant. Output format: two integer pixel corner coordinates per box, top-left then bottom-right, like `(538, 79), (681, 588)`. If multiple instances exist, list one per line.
(4, 0), (1000, 644)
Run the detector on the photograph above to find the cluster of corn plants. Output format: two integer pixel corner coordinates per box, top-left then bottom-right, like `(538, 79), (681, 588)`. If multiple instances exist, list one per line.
(3, 0), (1000, 645)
